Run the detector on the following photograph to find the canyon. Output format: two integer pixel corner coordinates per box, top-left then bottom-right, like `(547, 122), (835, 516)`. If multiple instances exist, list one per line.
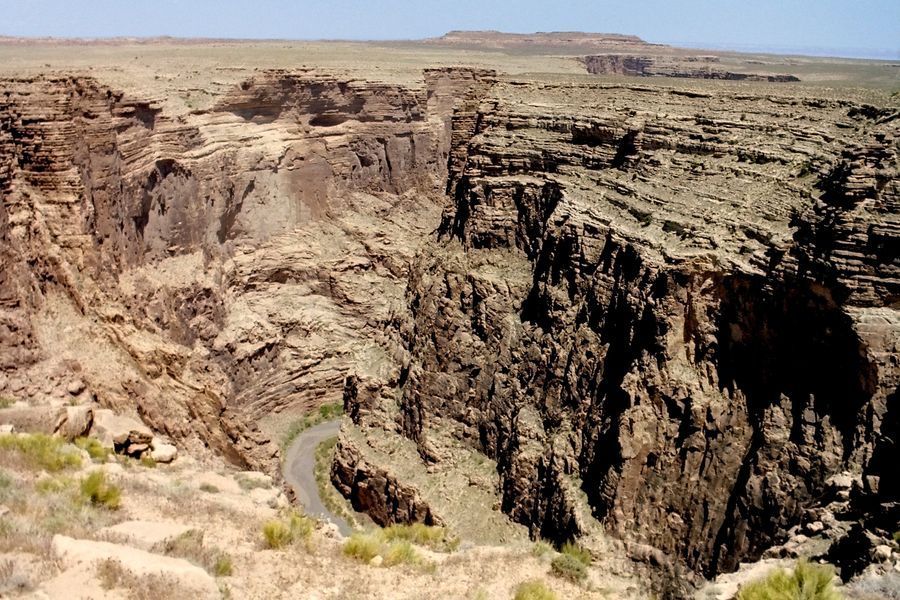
(0, 35), (898, 599)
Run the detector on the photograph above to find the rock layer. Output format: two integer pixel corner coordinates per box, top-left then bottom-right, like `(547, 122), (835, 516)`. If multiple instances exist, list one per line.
(583, 54), (800, 82)
(0, 68), (493, 469)
(339, 77), (899, 579)
(2, 54), (897, 592)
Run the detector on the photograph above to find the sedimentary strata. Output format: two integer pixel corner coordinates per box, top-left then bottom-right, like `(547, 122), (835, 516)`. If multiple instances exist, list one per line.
(0, 68), (491, 470)
(338, 76), (899, 583)
(583, 54), (800, 81)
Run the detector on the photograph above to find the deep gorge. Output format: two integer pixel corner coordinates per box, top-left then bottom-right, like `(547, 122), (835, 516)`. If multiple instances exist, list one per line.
(1, 65), (897, 593)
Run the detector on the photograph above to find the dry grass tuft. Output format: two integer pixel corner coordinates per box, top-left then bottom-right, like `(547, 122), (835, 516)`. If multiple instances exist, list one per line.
(75, 437), (112, 463)
(342, 531), (427, 568)
(514, 579), (558, 600)
(381, 522), (459, 552)
(261, 510), (315, 550)
(0, 557), (33, 595)
(550, 553), (587, 583)
(343, 533), (382, 562)
(80, 471), (121, 510)
(737, 560), (841, 600)
(0, 434), (81, 472)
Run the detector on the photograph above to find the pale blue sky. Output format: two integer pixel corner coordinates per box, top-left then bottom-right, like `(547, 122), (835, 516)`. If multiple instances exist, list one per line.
(1, 0), (897, 59)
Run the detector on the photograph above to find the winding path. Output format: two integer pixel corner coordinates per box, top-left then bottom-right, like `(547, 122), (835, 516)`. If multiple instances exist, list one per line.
(282, 419), (352, 536)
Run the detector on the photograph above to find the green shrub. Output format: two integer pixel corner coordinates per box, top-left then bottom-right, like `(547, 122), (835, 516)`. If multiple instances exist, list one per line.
(318, 403), (342, 420)
(737, 560), (840, 600)
(0, 434), (82, 472)
(532, 541), (553, 557)
(213, 554), (233, 577)
(383, 540), (417, 566)
(0, 396), (13, 409)
(262, 520), (292, 549)
(550, 554), (587, 583)
(80, 471), (121, 510)
(36, 476), (75, 495)
(261, 510), (314, 549)
(343, 533), (382, 562)
(139, 455), (157, 469)
(199, 483), (219, 493)
(381, 523), (459, 552)
(560, 542), (591, 566)
(343, 532), (423, 567)
(75, 437), (112, 463)
(514, 580), (558, 600)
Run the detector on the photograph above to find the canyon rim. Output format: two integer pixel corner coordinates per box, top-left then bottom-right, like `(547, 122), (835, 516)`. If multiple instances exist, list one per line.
(0, 28), (898, 600)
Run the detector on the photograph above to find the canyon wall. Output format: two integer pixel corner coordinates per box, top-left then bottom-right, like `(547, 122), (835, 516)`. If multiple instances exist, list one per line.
(338, 78), (899, 577)
(0, 68), (490, 469)
(583, 54), (800, 82)
(2, 58), (897, 589)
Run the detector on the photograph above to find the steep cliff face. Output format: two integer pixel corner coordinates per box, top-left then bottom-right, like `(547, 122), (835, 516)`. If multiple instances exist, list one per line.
(583, 54), (800, 82)
(0, 68), (491, 469)
(338, 78), (899, 578)
(3, 58), (897, 590)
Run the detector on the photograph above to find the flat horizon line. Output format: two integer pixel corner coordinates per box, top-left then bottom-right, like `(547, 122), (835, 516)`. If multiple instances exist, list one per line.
(0, 33), (896, 62)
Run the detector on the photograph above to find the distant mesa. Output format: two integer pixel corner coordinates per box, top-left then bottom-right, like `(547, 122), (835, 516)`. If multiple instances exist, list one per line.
(426, 30), (656, 49)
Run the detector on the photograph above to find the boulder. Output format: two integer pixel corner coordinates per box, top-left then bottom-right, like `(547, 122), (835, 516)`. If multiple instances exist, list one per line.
(150, 438), (178, 463)
(874, 545), (893, 562)
(90, 409), (153, 451)
(0, 406), (65, 434)
(55, 405), (93, 441)
(805, 521), (825, 535)
(66, 380), (86, 396)
(826, 472), (856, 492)
(127, 443), (150, 456)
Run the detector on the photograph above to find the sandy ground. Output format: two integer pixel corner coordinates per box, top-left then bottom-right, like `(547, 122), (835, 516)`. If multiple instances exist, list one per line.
(0, 433), (642, 599)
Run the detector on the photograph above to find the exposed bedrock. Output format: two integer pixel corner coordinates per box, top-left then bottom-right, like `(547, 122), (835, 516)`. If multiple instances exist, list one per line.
(583, 54), (801, 82)
(0, 68), (494, 470)
(339, 79), (899, 577)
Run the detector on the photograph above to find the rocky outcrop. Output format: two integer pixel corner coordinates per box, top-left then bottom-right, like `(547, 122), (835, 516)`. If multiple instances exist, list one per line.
(341, 77), (899, 583)
(583, 54), (800, 82)
(3, 49), (896, 595)
(331, 434), (442, 527)
(51, 535), (219, 598)
(0, 68), (494, 471)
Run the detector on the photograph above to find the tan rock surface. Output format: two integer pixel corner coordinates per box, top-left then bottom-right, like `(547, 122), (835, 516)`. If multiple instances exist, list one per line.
(0, 36), (896, 599)
(51, 535), (219, 597)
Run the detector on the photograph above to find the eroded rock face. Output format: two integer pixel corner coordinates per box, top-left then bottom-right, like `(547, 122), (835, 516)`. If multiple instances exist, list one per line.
(3, 57), (897, 589)
(583, 54), (800, 82)
(341, 78), (899, 577)
(332, 433), (442, 527)
(0, 68), (494, 470)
